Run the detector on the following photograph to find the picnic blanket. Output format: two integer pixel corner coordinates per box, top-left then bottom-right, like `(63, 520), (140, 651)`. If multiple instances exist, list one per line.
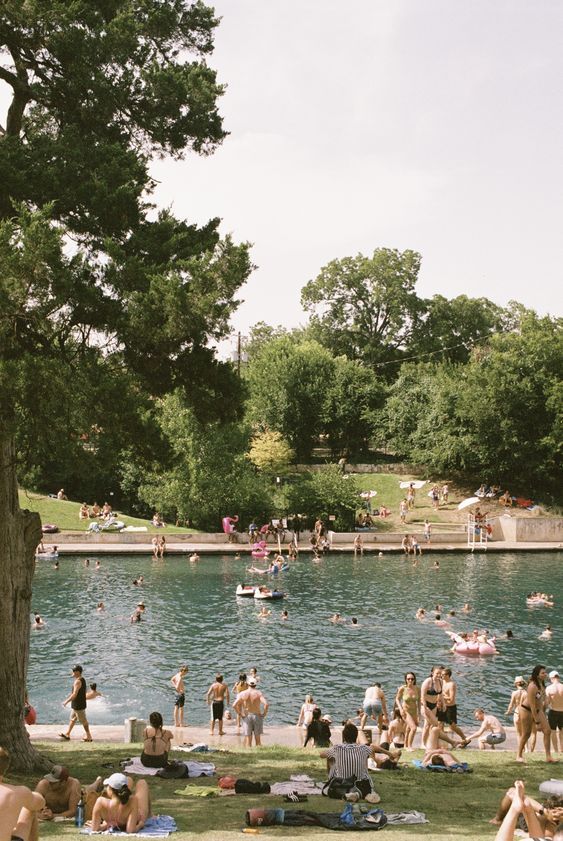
(412, 759), (471, 773)
(121, 757), (215, 777)
(270, 775), (324, 796)
(81, 815), (177, 837)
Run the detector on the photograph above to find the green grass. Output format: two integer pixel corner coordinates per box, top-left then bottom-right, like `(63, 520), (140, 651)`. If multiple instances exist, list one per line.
(10, 741), (556, 840)
(18, 491), (196, 534)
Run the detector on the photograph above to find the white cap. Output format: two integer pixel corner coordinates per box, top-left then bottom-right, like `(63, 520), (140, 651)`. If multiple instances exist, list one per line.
(549, 670), (560, 679)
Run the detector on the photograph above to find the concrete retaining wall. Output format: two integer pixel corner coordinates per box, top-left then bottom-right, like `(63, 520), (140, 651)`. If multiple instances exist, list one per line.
(498, 516), (563, 543)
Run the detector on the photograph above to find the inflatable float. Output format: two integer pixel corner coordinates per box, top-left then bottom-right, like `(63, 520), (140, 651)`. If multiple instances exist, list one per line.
(41, 523), (59, 534)
(251, 540), (269, 559)
(236, 584), (256, 598)
(254, 587), (285, 601)
(222, 515), (239, 536)
(448, 632), (498, 656)
(24, 705), (37, 725)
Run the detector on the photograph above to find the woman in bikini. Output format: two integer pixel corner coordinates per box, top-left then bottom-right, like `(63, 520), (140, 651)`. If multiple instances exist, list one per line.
(91, 773), (151, 833)
(420, 666), (445, 748)
(516, 664), (555, 763)
(395, 672), (420, 749)
(140, 712), (173, 768)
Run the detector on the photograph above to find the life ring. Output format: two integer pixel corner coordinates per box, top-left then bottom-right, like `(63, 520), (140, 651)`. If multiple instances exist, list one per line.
(41, 524), (59, 534)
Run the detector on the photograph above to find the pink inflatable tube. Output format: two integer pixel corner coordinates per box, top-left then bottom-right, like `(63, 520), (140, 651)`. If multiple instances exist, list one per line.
(222, 515), (239, 535)
(251, 540), (269, 559)
(449, 632), (497, 656)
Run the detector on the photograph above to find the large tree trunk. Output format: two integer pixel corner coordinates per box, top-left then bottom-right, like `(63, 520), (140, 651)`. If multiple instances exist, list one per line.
(0, 433), (50, 771)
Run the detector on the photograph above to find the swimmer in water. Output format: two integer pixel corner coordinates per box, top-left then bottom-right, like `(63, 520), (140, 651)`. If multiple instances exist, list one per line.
(349, 617), (360, 627)
(415, 608), (426, 620)
(234, 553), (241, 560)
(86, 682), (103, 700)
(53, 561), (59, 570)
(281, 609), (289, 621)
(95, 560), (101, 570)
(84, 558), (90, 567)
(539, 625), (552, 640)
(330, 613), (344, 624)
(31, 614), (45, 629)
(432, 560), (440, 570)
(96, 601), (105, 611)
(462, 603), (472, 613)
(258, 606), (271, 619)
(189, 552), (200, 563)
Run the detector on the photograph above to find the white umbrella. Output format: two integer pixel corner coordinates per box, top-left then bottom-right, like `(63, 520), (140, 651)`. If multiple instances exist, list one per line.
(399, 480), (427, 489)
(360, 490), (378, 499)
(458, 496), (481, 510)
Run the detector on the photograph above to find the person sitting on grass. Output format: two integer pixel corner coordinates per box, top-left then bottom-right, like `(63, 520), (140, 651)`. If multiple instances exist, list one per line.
(421, 725), (465, 769)
(304, 707), (332, 748)
(0, 746), (45, 841)
(492, 779), (563, 841)
(141, 712), (173, 768)
(91, 774), (151, 834)
(320, 722), (391, 804)
(34, 766), (102, 821)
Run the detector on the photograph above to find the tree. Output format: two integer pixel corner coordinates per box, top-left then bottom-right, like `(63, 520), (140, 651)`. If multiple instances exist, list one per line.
(301, 248), (423, 369)
(0, 2), (252, 768)
(245, 337), (334, 460)
(136, 393), (274, 530)
(247, 430), (295, 475)
(285, 466), (360, 530)
(323, 356), (385, 456)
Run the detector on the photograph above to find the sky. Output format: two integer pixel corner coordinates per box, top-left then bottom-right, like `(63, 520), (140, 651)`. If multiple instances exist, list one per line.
(150, 0), (563, 349)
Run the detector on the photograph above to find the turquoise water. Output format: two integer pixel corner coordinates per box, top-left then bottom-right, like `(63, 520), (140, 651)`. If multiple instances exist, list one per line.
(29, 551), (562, 728)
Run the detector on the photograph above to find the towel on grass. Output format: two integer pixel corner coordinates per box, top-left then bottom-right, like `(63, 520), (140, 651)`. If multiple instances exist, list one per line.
(174, 785), (218, 797)
(270, 775), (324, 796)
(412, 759), (471, 773)
(385, 811), (428, 825)
(81, 815), (177, 836)
(174, 743), (218, 753)
(121, 757), (215, 777)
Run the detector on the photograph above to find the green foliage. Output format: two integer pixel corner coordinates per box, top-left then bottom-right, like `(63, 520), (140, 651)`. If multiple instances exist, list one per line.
(323, 356), (386, 456)
(286, 465), (360, 529)
(247, 429), (295, 475)
(301, 247), (423, 368)
(136, 393), (274, 530)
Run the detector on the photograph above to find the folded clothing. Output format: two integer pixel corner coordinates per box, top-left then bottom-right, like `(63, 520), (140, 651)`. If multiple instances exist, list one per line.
(81, 815), (177, 836)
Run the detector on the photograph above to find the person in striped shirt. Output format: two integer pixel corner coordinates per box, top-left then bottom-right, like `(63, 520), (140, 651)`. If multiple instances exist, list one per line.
(320, 723), (397, 803)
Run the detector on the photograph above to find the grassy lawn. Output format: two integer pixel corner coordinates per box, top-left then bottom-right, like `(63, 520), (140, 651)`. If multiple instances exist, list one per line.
(18, 491), (196, 534)
(10, 742), (555, 840)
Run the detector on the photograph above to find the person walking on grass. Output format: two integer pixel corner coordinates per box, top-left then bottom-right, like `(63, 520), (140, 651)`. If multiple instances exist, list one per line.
(60, 664), (92, 742)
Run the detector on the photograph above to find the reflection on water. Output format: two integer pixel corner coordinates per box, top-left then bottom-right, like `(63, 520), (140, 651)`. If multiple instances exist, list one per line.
(29, 551), (562, 726)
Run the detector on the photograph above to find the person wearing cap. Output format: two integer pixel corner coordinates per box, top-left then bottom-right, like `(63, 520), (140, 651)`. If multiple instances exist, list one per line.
(0, 746), (45, 841)
(232, 678), (269, 747)
(34, 765), (80, 820)
(60, 665), (93, 742)
(546, 670), (563, 753)
(91, 774), (151, 833)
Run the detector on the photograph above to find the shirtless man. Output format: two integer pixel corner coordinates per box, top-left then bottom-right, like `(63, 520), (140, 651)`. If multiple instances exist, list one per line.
(232, 677), (269, 747)
(171, 666), (188, 727)
(34, 765), (80, 820)
(0, 747), (44, 841)
(206, 674), (230, 736)
(441, 668), (466, 742)
(546, 670), (563, 753)
(360, 682), (388, 733)
(463, 708), (506, 749)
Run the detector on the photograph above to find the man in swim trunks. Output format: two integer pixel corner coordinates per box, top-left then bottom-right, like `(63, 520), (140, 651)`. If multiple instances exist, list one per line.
(232, 677), (269, 747)
(441, 668), (467, 742)
(171, 666), (188, 727)
(206, 674), (230, 736)
(546, 670), (563, 753)
(0, 747), (45, 841)
(462, 708), (506, 749)
(360, 682), (388, 733)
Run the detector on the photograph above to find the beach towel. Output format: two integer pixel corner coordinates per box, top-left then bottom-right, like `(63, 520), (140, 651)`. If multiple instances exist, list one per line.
(174, 785), (218, 797)
(174, 743), (217, 753)
(412, 759), (471, 773)
(121, 757), (215, 777)
(81, 815), (177, 837)
(385, 811), (428, 825)
(270, 775), (324, 796)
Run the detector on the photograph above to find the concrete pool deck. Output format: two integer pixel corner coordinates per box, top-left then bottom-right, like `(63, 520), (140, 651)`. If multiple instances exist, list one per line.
(28, 723), (523, 752)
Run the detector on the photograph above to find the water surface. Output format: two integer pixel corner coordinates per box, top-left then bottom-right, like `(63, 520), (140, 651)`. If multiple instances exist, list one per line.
(29, 551), (562, 727)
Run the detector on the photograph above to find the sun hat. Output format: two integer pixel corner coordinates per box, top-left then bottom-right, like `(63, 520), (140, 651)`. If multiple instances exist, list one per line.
(247, 677), (257, 686)
(103, 772), (129, 790)
(549, 670), (560, 679)
(44, 765), (69, 783)
(514, 675), (525, 685)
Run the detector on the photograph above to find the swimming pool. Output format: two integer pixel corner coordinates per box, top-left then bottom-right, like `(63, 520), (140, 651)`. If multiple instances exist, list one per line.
(29, 551), (561, 727)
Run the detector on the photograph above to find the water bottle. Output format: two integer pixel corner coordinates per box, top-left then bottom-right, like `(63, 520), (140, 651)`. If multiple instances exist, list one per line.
(75, 790), (85, 827)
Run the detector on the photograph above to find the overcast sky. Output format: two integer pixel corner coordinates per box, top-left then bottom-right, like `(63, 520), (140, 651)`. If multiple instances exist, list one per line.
(151, 0), (563, 347)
